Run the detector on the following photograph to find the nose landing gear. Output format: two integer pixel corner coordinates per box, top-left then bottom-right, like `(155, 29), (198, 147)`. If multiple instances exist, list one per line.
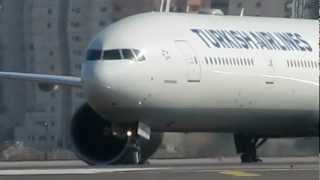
(234, 134), (267, 163)
(111, 122), (151, 165)
(127, 137), (143, 164)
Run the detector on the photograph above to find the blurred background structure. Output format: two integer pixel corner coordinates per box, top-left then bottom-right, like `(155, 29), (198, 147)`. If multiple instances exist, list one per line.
(228, 0), (319, 18)
(0, 0), (318, 160)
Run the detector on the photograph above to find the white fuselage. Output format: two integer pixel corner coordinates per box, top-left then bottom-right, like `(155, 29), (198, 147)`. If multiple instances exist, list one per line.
(82, 12), (319, 137)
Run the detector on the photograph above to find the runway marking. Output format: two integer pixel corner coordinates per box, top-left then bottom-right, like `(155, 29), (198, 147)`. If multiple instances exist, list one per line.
(196, 168), (317, 174)
(220, 170), (260, 177)
(0, 166), (316, 176)
(0, 167), (171, 176)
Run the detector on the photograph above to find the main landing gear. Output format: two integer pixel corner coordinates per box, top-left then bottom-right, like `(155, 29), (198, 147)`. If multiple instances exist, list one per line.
(234, 134), (267, 163)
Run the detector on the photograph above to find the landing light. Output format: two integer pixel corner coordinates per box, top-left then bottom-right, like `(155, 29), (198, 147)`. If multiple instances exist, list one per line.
(126, 130), (133, 137)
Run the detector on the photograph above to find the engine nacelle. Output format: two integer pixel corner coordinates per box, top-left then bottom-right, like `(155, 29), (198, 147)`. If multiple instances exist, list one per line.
(70, 103), (162, 165)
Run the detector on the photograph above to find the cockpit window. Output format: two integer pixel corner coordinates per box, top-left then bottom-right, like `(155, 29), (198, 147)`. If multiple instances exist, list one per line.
(86, 49), (102, 61)
(133, 49), (146, 61)
(103, 50), (121, 60)
(87, 49), (146, 61)
(122, 49), (135, 60)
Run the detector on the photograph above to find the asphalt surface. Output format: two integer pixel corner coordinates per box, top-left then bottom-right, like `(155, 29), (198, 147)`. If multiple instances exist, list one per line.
(0, 158), (318, 180)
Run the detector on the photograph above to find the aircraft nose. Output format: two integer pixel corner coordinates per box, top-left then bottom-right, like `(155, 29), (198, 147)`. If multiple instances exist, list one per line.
(82, 62), (103, 86)
(81, 61), (114, 94)
(81, 61), (114, 110)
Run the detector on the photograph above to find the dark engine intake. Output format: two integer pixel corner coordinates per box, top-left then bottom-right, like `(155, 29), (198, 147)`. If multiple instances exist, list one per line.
(71, 103), (163, 165)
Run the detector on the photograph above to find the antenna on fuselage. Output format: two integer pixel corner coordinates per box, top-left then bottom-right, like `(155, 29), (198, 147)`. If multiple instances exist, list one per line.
(160, 0), (171, 12)
(160, 0), (164, 12)
(240, 8), (245, 16)
(165, 0), (171, 12)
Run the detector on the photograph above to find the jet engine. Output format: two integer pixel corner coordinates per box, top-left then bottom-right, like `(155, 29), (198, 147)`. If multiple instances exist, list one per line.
(70, 103), (163, 165)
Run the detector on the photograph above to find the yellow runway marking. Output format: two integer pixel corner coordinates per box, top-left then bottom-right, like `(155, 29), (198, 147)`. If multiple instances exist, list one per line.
(220, 170), (260, 177)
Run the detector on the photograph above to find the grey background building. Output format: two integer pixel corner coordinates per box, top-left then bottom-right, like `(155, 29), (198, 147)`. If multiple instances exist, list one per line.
(228, 0), (318, 18)
(0, 0), (318, 160)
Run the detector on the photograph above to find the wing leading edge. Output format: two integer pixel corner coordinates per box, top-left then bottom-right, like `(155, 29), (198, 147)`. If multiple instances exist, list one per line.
(0, 72), (82, 87)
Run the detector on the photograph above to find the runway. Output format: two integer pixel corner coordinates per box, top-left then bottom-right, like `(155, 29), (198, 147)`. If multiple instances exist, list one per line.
(0, 157), (318, 180)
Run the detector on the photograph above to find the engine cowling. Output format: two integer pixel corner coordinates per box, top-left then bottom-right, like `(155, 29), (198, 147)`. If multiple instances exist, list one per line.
(71, 103), (162, 165)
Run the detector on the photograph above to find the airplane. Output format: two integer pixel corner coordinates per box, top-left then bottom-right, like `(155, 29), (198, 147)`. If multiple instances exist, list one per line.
(0, 12), (318, 165)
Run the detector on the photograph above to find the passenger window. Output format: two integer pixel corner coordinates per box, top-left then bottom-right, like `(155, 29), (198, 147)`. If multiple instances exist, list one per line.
(297, 60), (301, 67)
(214, 58), (217, 65)
(205, 57), (209, 64)
(86, 49), (102, 61)
(209, 57), (213, 65)
(244, 59), (247, 66)
(311, 61), (314, 68)
(103, 50), (121, 60)
(122, 49), (135, 60)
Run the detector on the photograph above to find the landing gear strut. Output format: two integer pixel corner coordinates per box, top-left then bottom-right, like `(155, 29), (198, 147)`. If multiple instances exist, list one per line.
(127, 137), (143, 164)
(234, 134), (267, 163)
(112, 122), (151, 165)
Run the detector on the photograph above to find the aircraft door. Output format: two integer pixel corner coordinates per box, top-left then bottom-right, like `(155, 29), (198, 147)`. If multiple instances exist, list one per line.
(263, 56), (276, 88)
(174, 40), (201, 82)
